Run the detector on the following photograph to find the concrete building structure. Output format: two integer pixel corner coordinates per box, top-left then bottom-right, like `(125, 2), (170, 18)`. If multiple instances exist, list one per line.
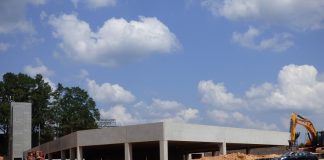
(9, 102), (32, 160)
(26, 122), (289, 160)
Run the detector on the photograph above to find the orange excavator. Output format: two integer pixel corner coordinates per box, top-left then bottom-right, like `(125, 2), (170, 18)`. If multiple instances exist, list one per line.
(289, 112), (324, 153)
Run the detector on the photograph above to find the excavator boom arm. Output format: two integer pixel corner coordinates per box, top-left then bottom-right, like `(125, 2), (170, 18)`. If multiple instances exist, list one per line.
(290, 112), (317, 147)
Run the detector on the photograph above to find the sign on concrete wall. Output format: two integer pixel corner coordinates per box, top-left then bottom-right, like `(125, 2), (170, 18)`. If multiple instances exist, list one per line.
(9, 102), (31, 160)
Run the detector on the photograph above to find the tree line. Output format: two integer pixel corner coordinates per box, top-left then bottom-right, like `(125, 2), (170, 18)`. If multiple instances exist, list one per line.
(0, 72), (100, 156)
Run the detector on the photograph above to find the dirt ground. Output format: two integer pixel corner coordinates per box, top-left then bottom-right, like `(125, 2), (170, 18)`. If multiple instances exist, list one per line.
(200, 152), (280, 160)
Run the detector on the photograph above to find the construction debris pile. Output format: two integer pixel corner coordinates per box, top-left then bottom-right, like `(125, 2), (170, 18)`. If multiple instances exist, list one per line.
(200, 153), (279, 160)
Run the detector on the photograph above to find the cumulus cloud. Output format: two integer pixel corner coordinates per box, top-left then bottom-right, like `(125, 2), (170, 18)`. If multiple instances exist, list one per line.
(232, 26), (294, 52)
(78, 69), (89, 79)
(199, 64), (324, 112)
(247, 64), (324, 110)
(202, 0), (324, 30)
(86, 0), (116, 8)
(49, 14), (179, 66)
(71, 0), (116, 8)
(28, 0), (47, 5)
(24, 62), (53, 77)
(208, 109), (278, 130)
(100, 105), (139, 125)
(23, 59), (56, 89)
(87, 79), (136, 104)
(0, 43), (10, 52)
(198, 80), (245, 109)
(99, 98), (199, 125)
(151, 98), (183, 110)
(134, 98), (199, 123)
(0, 0), (46, 34)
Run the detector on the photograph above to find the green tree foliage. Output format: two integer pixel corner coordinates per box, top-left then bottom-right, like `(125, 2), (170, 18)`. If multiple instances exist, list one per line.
(0, 73), (100, 156)
(0, 73), (52, 151)
(50, 84), (100, 137)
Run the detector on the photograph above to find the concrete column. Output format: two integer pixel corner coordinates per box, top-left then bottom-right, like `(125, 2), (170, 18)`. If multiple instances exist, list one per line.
(48, 153), (53, 160)
(124, 143), (132, 160)
(77, 146), (83, 160)
(70, 148), (75, 160)
(218, 142), (227, 155)
(61, 150), (66, 160)
(185, 153), (191, 160)
(160, 140), (168, 160)
(246, 148), (251, 155)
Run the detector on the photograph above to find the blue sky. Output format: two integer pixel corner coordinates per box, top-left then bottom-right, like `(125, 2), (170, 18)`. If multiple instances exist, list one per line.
(1, 0), (324, 135)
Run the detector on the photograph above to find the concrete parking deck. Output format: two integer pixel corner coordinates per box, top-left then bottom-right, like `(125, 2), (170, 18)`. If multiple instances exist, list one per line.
(25, 122), (289, 160)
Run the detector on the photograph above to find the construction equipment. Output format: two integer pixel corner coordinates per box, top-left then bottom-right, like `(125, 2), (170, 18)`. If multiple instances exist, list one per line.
(26, 151), (45, 160)
(289, 112), (324, 154)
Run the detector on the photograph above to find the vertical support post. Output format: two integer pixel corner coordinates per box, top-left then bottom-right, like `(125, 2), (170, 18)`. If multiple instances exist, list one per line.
(124, 143), (132, 160)
(218, 142), (227, 155)
(61, 150), (66, 160)
(160, 140), (168, 160)
(70, 148), (75, 160)
(77, 146), (83, 160)
(246, 148), (251, 154)
(48, 153), (53, 160)
(212, 151), (217, 157)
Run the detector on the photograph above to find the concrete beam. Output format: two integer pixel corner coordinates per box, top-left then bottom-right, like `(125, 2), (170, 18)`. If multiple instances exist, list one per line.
(124, 143), (132, 160)
(219, 142), (226, 155)
(160, 140), (168, 160)
(77, 146), (83, 160)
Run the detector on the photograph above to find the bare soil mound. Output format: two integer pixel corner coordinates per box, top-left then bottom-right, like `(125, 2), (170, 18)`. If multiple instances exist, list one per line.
(200, 152), (279, 160)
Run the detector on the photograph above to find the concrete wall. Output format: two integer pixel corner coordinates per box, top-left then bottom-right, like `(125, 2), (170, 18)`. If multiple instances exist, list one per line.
(11, 102), (32, 160)
(78, 122), (164, 146)
(26, 122), (289, 159)
(163, 123), (289, 145)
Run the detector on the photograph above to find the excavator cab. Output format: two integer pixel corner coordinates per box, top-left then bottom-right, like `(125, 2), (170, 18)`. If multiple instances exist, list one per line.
(317, 131), (324, 147)
(289, 112), (324, 155)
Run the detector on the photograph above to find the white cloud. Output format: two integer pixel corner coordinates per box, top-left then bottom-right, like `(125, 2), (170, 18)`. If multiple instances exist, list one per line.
(40, 11), (47, 20)
(86, 0), (116, 8)
(71, 0), (79, 8)
(0, 43), (10, 52)
(199, 64), (324, 112)
(201, 0), (324, 30)
(231, 111), (278, 130)
(49, 14), (179, 66)
(78, 69), (89, 79)
(200, 64), (324, 130)
(0, 0), (47, 34)
(198, 80), (245, 109)
(23, 59), (53, 77)
(247, 64), (324, 110)
(134, 98), (199, 123)
(28, 0), (47, 5)
(207, 110), (229, 123)
(177, 108), (199, 122)
(151, 98), (183, 110)
(246, 82), (274, 99)
(162, 108), (199, 123)
(232, 26), (294, 52)
(208, 109), (278, 130)
(23, 59), (56, 89)
(87, 79), (136, 104)
(100, 105), (139, 125)
(71, 0), (116, 9)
